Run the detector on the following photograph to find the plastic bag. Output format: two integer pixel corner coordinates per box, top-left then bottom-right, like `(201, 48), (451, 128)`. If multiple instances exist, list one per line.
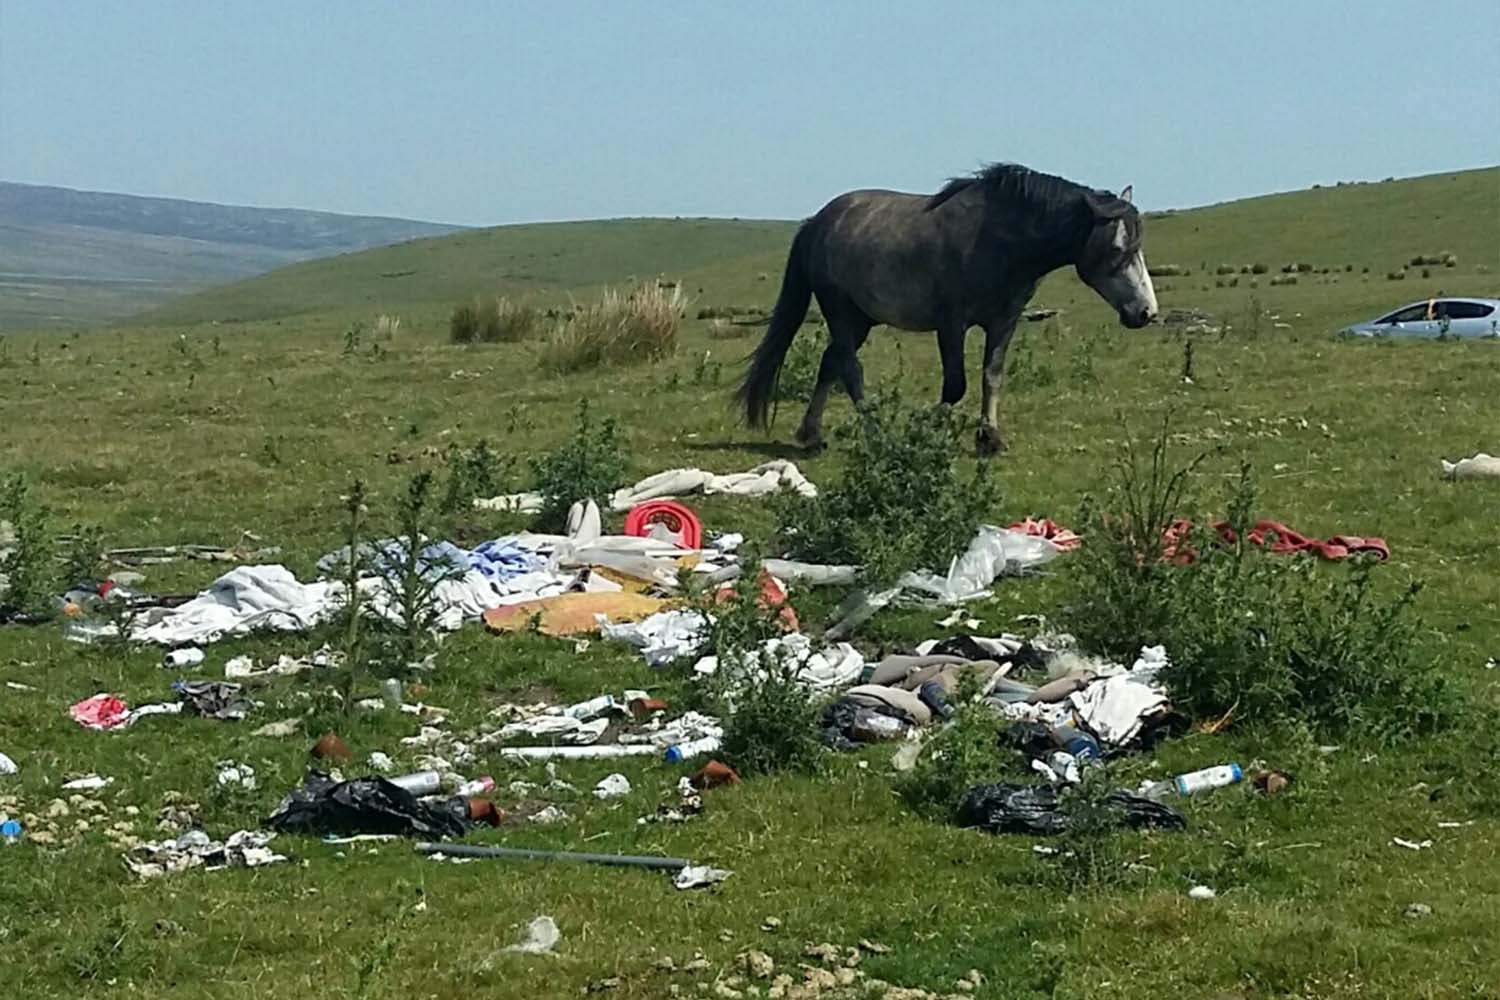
(266, 770), (470, 838)
(957, 782), (1186, 836)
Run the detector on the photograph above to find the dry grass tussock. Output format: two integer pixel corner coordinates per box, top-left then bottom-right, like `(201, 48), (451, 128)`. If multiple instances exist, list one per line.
(539, 281), (685, 372)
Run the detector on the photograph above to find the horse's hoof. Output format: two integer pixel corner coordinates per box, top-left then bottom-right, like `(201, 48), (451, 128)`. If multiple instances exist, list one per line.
(975, 426), (1006, 456)
(794, 426), (825, 452)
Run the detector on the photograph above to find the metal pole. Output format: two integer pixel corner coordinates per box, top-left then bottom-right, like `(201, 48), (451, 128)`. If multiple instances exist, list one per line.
(414, 842), (690, 871)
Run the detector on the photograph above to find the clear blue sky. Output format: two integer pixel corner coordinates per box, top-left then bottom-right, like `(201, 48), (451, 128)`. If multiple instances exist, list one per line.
(2, 1), (1497, 225)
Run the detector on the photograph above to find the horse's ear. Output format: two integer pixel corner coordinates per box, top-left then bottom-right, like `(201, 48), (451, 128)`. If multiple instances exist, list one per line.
(1119, 185), (1133, 203)
(1085, 190), (1130, 220)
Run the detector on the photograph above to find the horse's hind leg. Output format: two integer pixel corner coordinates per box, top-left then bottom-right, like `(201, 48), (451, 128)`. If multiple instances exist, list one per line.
(796, 296), (871, 450)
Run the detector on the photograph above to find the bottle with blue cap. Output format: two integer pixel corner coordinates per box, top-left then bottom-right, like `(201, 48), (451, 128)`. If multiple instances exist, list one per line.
(1, 818), (22, 844)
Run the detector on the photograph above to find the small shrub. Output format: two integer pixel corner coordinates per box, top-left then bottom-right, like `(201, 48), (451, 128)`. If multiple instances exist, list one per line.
(1421, 267), (1431, 279)
(0, 474), (56, 616)
(706, 318), (752, 340)
(1061, 426), (1457, 741)
(342, 321), (365, 356)
(1147, 263), (1189, 277)
(1269, 274), (1298, 286)
(477, 297), (540, 343)
(439, 439), (512, 513)
(374, 314), (401, 338)
(449, 303), (480, 344)
(1386, 269), (1406, 281)
(1250, 262), (1269, 274)
(772, 391), (1002, 586)
(1296, 262), (1313, 273)
(713, 646), (827, 777)
(773, 327), (828, 402)
(332, 481), (369, 714)
(1215, 264), (1237, 276)
(375, 472), (467, 667)
(529, 399), (627, 533)
(898, 698), (1009, 821)
(539, 281), (684, 373)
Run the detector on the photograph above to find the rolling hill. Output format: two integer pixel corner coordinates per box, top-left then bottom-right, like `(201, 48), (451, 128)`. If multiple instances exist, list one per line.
(0, 182), (463, 329)
(133, 167), (1498, 330)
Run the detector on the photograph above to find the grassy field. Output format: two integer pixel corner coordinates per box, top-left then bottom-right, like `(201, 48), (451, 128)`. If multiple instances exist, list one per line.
(1, 168), (1497, 1000)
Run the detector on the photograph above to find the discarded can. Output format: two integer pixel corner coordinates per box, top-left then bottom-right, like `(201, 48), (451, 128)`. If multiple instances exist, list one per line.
(664, 737), (721, 763)
(311, 732), (354, 762)
(381, 678), (403, 709)
(1052, 725), (1101, 762)
(388, 770), (442, 796)
(163, 647), (205, 669)
(457, 776), (496, 796)
(917, 680), (955, 720)
(1175, 763), (1243, 796)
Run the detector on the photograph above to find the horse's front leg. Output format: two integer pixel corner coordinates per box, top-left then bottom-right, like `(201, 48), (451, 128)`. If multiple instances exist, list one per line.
(977, 316), (1019, 455)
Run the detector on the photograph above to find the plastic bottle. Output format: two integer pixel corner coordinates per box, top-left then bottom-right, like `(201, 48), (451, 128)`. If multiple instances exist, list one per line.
(1, 819), (21, 844)
(1174, 763), (1243, 796)
(1051, 725), (1101, 762)
(456, 776), (496, 796)
(850, 710), (908, 742)
(381, 678), (404, 709)
(663, 736), (721, 763)
(388, 770), (441, 795)
(1139, 762), (1243, 801)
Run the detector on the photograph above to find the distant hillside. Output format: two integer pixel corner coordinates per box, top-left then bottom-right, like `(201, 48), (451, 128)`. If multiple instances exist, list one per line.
(135, 167), (1498, 330)
(0, 182), (463, 329)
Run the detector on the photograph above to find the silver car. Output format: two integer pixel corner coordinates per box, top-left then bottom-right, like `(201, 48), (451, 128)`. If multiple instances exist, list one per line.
(1343, 297), (1500, 339)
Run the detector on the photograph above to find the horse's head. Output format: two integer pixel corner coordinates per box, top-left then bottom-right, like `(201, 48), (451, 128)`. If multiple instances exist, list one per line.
(1076, 185), (1157, 329)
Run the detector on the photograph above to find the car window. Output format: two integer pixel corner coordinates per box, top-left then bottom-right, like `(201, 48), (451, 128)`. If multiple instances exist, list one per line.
(1387, 304), (1431, 323)
(1443, 301), (1494, 320)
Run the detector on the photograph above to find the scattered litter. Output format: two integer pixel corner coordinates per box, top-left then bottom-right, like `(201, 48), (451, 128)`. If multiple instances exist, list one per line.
(761, 917), (782, 932)
(690, 760), (742, 789)
(267, 770), (469, 838)
(593, 773), (632, 799)
(937, 608), (981, 629)
(639, 777), (703, 824)
(624, 499), (703, 549)
(69, 693), (182, 731)
(1391, 837), (1433, 851)
(61, 774), (113, 791)
(368, 751), (395, 772)
(674, 864), (732, 890)
(1405, 902), (1433, 919)
(1187, 884), (1217, 900)
(501, 916), (560, 955)
(0, 753), (17, 776)
(599, 609), (707, 666)
(124, 829), (287, 879)
(215, 760), (257, 790)
(483, 591), (668, 638)
(527, 805), (568, 824)
(1252, 769), (1294, 796)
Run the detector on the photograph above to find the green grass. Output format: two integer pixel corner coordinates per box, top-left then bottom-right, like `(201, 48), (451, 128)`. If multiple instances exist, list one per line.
(0, 169), (1498, 999)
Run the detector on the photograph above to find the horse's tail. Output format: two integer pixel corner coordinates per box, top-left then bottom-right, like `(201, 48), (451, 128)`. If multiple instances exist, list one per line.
(738, 224), (813, 429)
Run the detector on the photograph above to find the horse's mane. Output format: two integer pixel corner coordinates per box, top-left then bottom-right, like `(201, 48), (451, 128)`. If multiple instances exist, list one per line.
(926, 162), (1141, 255)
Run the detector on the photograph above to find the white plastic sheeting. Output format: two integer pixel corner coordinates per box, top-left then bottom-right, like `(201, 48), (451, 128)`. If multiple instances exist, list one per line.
(607, 460), (817, 511)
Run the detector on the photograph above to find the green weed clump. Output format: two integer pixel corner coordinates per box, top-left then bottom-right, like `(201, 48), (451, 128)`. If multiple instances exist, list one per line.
(898, 702), (1010, 821)
(529, 399), (627, 533)
(1061, 421), (1457, 742)
(478, 297), (541, 343)
(449, 302), (480, 344)
(772, 326), (827, 402)
(773, 391), (1001, 586)
(439, 439), (512, 514)
(539, 281), (684, 373)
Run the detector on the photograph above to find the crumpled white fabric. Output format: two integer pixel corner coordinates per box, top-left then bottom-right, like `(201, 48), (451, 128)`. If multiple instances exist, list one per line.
(1441, 452), (1500, 480)
(694, 633), (864, 692)
(673, 864), (732, 890)
(501, 915), (561, 955)
(618, 710), (724, 748)
(600, 610), (708, 666)
(473, 492), (545, 513)
(131, 565), (340, 645)
(1068, 645), (1170, 746)
(608, 460), (817, 511)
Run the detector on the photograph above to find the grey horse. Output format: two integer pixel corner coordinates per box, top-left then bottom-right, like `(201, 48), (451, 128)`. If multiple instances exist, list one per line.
(737, 163), (1158, 454)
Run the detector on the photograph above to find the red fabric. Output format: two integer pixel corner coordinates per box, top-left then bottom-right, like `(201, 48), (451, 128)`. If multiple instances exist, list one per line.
(1008, 516), (1082, 550)
(70, 693), (130, 730)
(1162, 518), (1389, 564)
(623, 499), (703, 549)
